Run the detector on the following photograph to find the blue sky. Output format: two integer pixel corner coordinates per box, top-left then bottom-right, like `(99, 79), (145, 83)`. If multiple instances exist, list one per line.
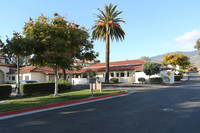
(1, 0), (200, 62)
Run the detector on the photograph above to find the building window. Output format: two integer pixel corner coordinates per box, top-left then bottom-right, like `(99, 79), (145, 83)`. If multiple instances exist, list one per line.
(111, 73), (114, 77)
(127, 72), (130, 77)
(9, 76), (11, 80)
(25, 76), (29, 80)
(116, 73), (119, 77)
(120, 73), (124, 77)
(12, 76), (15, 81)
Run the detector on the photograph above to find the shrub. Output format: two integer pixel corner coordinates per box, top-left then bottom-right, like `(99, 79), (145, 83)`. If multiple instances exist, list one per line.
(150, 77), (163, 84)
(20, 81), (72, 96)
(174, 75), (183, 81)
(138, 77), (145, 83)
(0, 85), (12, 99)
(110, 78), (119, 83)
(58, 79), (72, 92)
(20, 83), (54, 96)
(177, 70), (183, 75)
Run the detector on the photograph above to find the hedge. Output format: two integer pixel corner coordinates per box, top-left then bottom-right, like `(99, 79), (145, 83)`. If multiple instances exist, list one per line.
(110, 78), (119, 83)
(150, 77), (163, 84)
(0, 85), (12, 99)
(138, 77), (145, 83)
(20, 81), (72, 96)
(175, 75), (183, 81)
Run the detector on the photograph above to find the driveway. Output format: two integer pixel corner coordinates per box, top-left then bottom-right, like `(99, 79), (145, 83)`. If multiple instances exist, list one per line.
(1, 72), (200, 133)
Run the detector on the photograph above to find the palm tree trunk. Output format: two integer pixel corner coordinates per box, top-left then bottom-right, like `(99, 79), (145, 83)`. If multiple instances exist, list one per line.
(17, 55), (20, 95)
(105, 34), (110, 83)
(54, 64), (59, 96)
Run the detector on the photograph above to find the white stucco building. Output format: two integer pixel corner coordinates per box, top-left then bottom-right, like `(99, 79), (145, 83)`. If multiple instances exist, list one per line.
(0, 57), (176, 84)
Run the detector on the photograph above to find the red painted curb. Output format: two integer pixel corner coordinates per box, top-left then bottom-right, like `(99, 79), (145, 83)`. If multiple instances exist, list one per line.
(0, 91), (128, 117)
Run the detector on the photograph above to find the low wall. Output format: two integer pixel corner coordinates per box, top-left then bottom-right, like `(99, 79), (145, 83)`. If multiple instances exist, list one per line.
(68, 78), (88, 84)
(135, 70), (174, 84)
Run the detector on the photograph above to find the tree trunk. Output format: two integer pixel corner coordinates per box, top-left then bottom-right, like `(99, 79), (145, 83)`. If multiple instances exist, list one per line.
(54, 64), (59, 96)
(17, 55), (20, 95)
(62, 68), (66, 80)
(105, 34), (110, 83)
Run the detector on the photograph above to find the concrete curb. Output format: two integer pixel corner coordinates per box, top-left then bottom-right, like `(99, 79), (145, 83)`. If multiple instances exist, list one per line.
(0, 91), (128, 120)
(103, 84), (148, 87)
(164, 82), (179, 86)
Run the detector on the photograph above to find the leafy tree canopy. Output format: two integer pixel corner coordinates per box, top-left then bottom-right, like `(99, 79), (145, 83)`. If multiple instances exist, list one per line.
(92, 3), (125, 41)
(23, 13), (98, 70)
(83, 69), (97, 78)
(140, 56), (151, 62)
(162, 53), (190, 69)
(194, 39), (200, 55)
(0, 32), (31, 57)
(143, 62), (160, 77)
(22, 13), (98, 96)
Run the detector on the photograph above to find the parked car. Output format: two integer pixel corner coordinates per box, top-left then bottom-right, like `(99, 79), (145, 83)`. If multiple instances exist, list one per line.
(15, 80), (37, 89)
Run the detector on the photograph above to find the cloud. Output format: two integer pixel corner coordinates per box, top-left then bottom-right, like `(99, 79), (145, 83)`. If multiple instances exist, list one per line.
(162, 29), (200, 51)
(174, 29), (200, 42)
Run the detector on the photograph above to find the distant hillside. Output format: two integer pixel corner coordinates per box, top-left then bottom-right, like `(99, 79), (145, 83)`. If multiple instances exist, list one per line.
(150, 50), (200, 68)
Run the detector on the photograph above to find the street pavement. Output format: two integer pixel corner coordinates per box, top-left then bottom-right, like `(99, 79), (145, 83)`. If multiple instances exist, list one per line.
(1, 72), (200, 133)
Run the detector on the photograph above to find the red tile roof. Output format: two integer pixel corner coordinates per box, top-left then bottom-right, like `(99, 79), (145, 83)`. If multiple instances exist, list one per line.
(84, 59), (145, 68)
(74, 60), (93, 64)
(83, 64), (143, 72)
(7, 59), (145, 75)
(9, 66), (60, 75)
(7, 67), (17, 74)
(82, 59), (145, 72)
(0, 63), (14, 67)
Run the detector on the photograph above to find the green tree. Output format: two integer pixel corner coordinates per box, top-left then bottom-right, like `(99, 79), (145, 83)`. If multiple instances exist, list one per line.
(140, 56), (151, 62)
(195, 39), (200, 55)
(162, 53), (190, 69)
(83, 69), (97, 78)
(23, 13), (97, 96)
(143, 62), (160, 80)
(6, 55), (30, 66)
(0, 32), (30, 95)
(92, 3), (125, 83)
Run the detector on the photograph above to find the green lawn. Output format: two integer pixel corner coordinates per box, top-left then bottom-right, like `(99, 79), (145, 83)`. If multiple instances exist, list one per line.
(0, 89), (124, 113)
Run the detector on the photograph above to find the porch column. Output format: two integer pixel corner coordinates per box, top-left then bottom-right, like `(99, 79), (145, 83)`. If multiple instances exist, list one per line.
(46, 75), (50, 82)
(114, 72), (116, 77)
(124, 71), (127, 77)
(103, 72), (106, 78)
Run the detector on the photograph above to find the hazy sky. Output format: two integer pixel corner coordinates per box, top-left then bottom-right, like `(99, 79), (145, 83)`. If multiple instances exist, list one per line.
(1, 0), (200, 62)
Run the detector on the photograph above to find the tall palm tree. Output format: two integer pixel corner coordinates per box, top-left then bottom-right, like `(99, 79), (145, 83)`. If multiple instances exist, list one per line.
(92, 3), (125, 83)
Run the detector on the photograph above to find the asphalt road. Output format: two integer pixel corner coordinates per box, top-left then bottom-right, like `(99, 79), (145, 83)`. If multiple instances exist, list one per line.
(1, 72), (200, 133)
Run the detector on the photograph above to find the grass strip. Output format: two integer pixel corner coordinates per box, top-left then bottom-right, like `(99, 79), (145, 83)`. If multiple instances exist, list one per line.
(0, 89), (124, 112)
